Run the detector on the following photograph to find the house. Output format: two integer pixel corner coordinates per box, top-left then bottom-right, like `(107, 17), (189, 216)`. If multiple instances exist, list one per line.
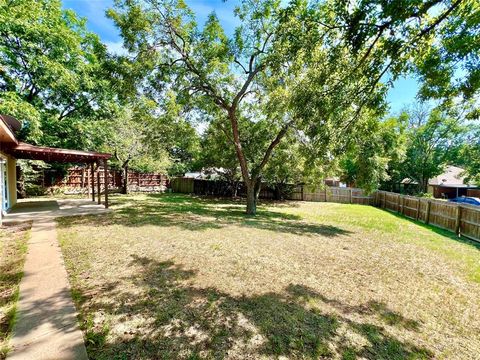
(427, 165), (477, 199)
(0, 114), (111, 216)
(399, 166), (477, 198)
(0, 115), (21, 211)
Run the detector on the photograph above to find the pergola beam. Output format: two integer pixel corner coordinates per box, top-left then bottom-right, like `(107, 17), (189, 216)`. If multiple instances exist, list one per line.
(97, 161), (101, 205)
(104, 159), (109, 209)
(91, 162), (95, 202)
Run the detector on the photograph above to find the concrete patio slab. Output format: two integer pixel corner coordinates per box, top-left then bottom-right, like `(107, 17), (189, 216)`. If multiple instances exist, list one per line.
(4, 198), (109, 224)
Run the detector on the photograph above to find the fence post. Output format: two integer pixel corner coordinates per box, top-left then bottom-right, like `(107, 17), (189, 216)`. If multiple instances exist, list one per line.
(382, 192), (386, 209)
(455, 205), (462, 236)
(301, 185), (304, 201)
(416, 198), (421, 221)
(425, 200), (432, 225)
(349, 188), (353, 204)
(401, 196), (406, 215)
(397, 194), (401, 213)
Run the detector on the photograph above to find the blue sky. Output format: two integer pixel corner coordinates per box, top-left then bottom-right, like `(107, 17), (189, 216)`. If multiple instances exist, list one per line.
(62, 0), (418, 114)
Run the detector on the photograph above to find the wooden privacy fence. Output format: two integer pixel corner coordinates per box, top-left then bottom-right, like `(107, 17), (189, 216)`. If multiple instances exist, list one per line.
(47, 167), (168, 193)
(376, 190), (480, 242)
(170, 177), (374, 204)
(170, 177), (480, 243)
(295, 185), (375, 205)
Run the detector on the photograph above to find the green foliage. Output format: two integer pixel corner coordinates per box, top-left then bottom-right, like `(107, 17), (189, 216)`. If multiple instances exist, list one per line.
(1, 0), (478, 206)
(102, 103), (170, 174)
(458, 127), (480, 185)
(16, 159), (49, 197)
(339, 113), (406, 193)
(400, 104), (468, 193)
(0, 0), (116, 149)
(108, 0), (477, 214)
(415, 0), (480, 119)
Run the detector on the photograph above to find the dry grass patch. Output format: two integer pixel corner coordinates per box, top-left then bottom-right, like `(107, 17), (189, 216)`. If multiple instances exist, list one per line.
(0, 222), (30, 359)
(57, 194), (480, 359)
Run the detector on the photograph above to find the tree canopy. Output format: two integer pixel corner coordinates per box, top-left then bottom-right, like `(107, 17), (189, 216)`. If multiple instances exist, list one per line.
(108, 0), (478, 213)
(1, 0), (478, 208)
(0, 0), (117, 149)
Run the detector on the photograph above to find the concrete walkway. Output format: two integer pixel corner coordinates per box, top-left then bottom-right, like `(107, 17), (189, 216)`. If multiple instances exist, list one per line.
(6, 199), (109, 360)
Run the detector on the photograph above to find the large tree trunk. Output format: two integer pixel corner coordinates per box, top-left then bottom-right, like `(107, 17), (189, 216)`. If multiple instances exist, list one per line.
(422, 178), (429, 194)
(245, 179), (262, 215)
(246, 182), (257, 215)
(226, 110), (289, 215)
(121, 164), (129, 194)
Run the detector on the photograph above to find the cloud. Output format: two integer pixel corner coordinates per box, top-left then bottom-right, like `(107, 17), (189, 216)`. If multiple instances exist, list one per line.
(104, 40), (129, 56)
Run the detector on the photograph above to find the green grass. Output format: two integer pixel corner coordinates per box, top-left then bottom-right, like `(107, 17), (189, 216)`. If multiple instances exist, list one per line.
(0, 223), (30, 360)
(279, 201), (480, 283)
(57, 193), (480, 359)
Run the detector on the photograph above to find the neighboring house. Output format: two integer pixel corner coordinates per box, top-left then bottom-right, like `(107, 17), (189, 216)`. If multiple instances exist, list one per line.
(428, 165), (477, 199)
(184, 168), (230, 180)
(401, 165), (477, 199)
(0, 114), (111, 215)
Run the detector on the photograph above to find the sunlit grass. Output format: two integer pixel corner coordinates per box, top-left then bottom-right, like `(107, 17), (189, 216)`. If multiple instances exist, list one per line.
(0, 223), (30, 360)
(58, 193), (480, 359)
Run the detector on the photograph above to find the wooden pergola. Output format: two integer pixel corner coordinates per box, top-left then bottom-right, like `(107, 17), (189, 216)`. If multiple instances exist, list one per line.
(5, 142), (112, 208)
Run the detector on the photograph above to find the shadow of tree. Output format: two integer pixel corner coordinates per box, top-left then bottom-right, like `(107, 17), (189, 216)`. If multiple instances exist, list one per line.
(58, 193), (350, 238)
(75, 256), (433, 360)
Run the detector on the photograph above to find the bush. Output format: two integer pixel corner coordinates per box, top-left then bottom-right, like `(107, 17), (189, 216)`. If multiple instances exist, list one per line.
(25, 184), (46, 197)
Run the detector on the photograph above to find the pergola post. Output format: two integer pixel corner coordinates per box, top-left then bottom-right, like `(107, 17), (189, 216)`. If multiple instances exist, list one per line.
(104, 159), (109, 209)
(97, 161), (101, 205)
(91, 162), (95, 202)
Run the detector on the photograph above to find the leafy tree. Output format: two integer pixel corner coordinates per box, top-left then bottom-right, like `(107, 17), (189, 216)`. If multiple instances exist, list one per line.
(454, 126), (480, 185)
(141, 92), (201, 176)
(262, 137), (305, 199)
(198, 119), (242, 191)
(109, 0), (475, 214)
(103, 104), (166, 194)
(0, 0), (116, 150)
(339, 113), (407, 193)
(398, 103), (467, 193)
(415, 0), (480, 119)
(463, 144), (480, 186)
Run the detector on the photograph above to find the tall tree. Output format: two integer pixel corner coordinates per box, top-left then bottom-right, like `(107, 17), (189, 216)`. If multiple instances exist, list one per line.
(400, 104), (467, 193)
(339, 113), (407, 193)
(110, 0), (475, 214)
(0, 0), (116, 149)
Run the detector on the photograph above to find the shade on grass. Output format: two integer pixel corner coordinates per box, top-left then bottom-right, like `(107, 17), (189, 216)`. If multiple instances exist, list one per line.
(58, 194), (480, 359)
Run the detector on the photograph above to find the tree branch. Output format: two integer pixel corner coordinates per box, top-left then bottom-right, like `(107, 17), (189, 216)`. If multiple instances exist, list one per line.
(252, 120), (293, 179)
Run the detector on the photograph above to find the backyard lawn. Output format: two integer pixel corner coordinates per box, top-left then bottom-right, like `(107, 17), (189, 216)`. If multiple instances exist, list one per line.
(0, 222), (30, 359)
(57, 193), (480, 360)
